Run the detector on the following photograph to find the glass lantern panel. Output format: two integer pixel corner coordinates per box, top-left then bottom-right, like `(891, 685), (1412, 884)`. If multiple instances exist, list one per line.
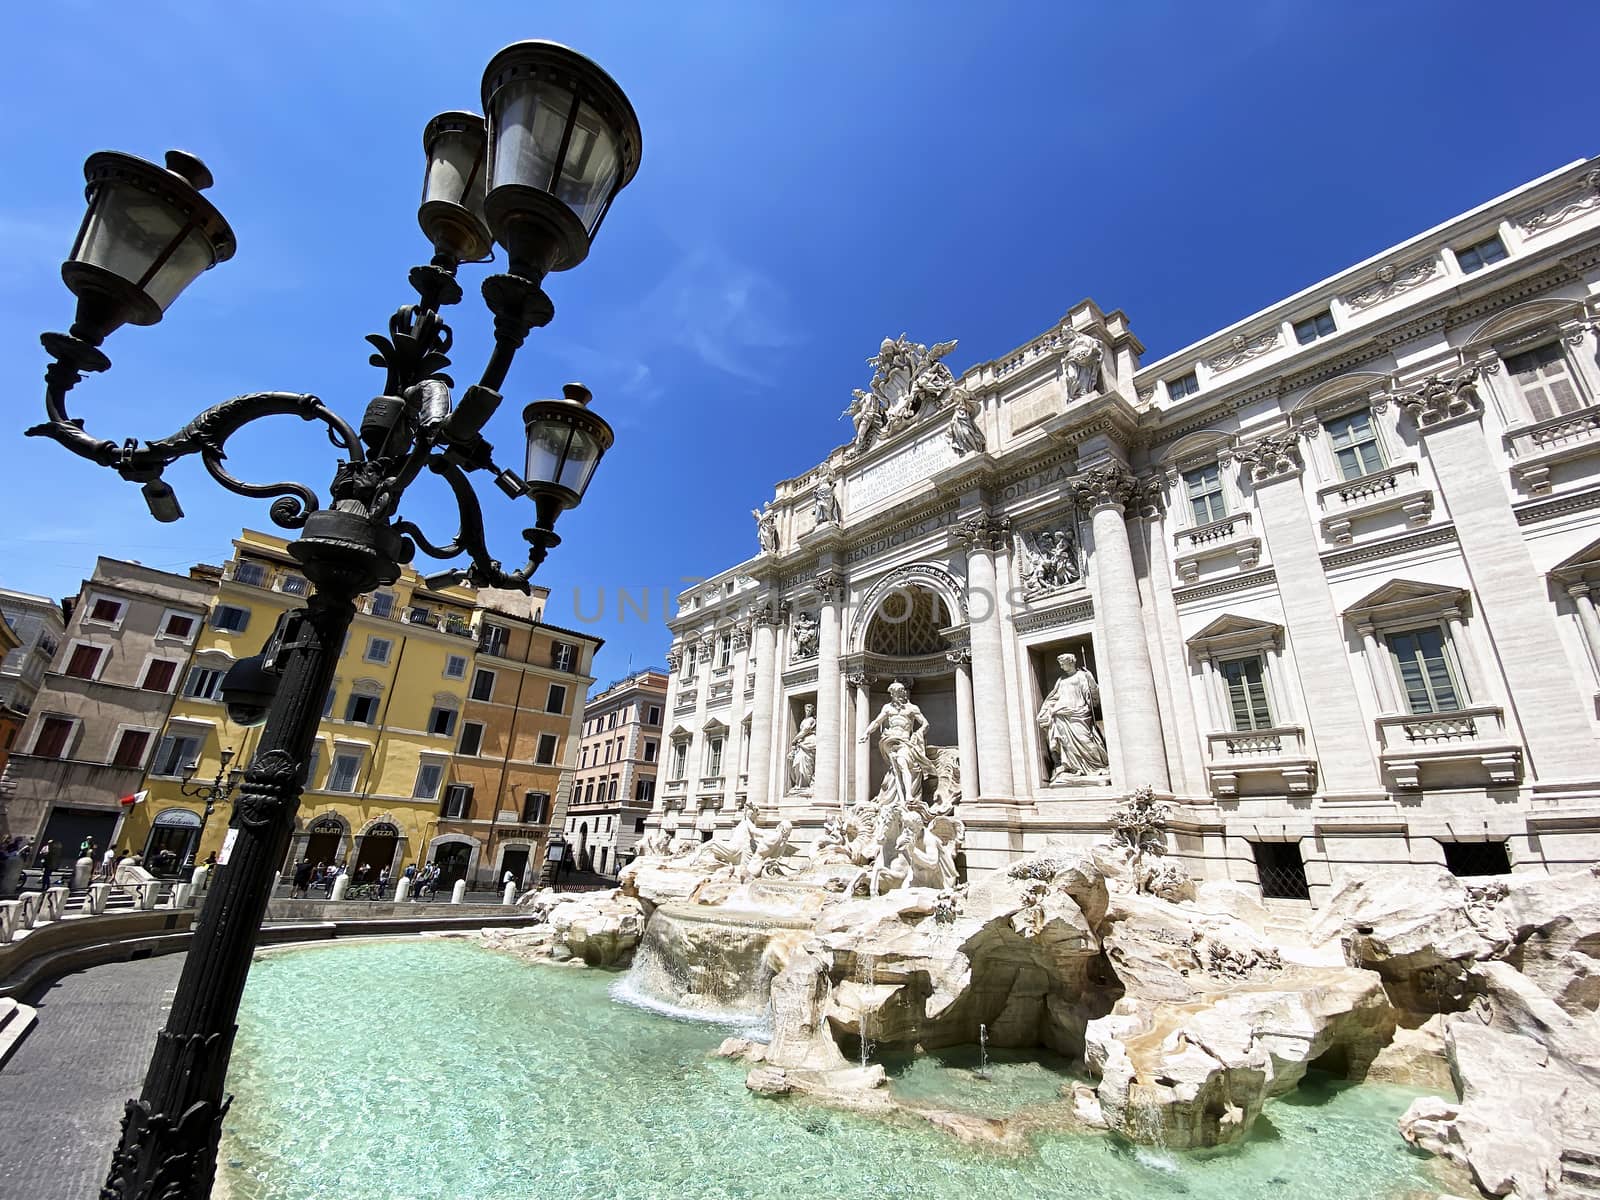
(554, 102), (620, 232)
(424, 129), (488, 224)
(491, 79), (575, 192)
(525, 420), (574, 487)
(74, 181), (187, 303)
(557, 426), (602, 497)
(142, 226), (213, 310)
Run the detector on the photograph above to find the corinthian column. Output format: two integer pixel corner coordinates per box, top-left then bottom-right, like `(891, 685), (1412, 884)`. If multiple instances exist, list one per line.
(745, 607), (780, 812)
(959, 515), (1015, 799)
(814, 568), (844, 808)
(948, 646), (980, 805)
(1072, 465), (1170, 792)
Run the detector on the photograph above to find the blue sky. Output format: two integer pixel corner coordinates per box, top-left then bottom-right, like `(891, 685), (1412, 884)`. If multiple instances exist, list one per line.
(2, 1), (1597, 688)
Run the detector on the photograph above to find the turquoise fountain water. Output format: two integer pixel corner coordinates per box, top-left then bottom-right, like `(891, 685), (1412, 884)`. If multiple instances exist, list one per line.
(219, 940), (1447, 1200)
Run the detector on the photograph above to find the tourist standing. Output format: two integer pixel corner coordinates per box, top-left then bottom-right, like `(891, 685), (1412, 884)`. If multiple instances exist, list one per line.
(37, 840), (58, 892)
(100, 844), (116, 880)
(292, 857), (313, 898)
(377, 865), (390, 899)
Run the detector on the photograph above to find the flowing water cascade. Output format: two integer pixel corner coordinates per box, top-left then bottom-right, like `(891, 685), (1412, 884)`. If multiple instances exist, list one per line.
(859, 951), (877, 1070)
(974, 1023), (991, 1082)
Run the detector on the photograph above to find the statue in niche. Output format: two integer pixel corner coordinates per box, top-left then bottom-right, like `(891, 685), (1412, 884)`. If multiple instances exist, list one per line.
(1037, 652), (1109, 781)
(1063, 331), (1104, 399)
(788, 702), (817, 792)
(753, 504), (779, 554)
(867, 334), (960, 430)
(790, 611), (819, 661)
(843, 388), (885, 457)
(946, 386), (985, 456)
(1016, 527), (1082, 595)
(860, 679), (939, 808)
(813, 472), (841, 526)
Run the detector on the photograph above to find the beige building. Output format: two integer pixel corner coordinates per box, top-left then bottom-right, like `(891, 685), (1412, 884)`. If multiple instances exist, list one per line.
(7, 559), (215, 854)
(566, 668), (668, 874)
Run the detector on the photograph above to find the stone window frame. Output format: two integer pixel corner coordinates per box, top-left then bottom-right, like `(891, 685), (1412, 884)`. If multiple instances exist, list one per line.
(1548, 537), (1600, 687)
(150, 718), (212, 779)
(411, 753), (449, 801)
(1287, 372), (1403, 487)
(28, 710), (83, 760)
(60, 636), (112, 682)
(667, 726), (692, 781)
(80, 591), (129, 632)
(363, 635), (393, 665)
(702, 718), (728, 780)
(443, 653), (468, 680)
(1159, 430), (1244, 531)
(1341, 580), (1489, 717)
(325, 741), (369, 794)
(155, 608), (199, 644)
(426, 693), (460, 739)
(136, 651), (186, 694)
(107, 722), (160, 771)
(1185, 615), (1298, 734)
(1462, 298), (1599, 431)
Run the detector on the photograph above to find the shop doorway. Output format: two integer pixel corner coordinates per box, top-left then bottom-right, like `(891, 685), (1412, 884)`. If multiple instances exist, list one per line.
(500, 847), (529, 890)
(142, 809), (202, 876)
(40, 806), (120, 870)
(302, 815), (344, 869)
(355, 821), (399, 882)
(432, 842), (471, 887)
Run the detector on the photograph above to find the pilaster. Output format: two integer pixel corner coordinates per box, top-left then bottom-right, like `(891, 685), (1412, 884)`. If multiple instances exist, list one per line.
(957, 514), (1015, 798)
(813, 567), (844, 808)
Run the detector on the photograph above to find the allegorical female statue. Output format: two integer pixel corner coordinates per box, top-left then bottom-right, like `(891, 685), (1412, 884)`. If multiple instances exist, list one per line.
(788, 702), (817, 791)
(860, 680), (939, 806)
(946, 386), (985, 455)
(1036, 652), (1108, 780)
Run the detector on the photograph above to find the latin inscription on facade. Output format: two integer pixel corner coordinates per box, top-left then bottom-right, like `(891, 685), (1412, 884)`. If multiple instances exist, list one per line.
(849, 428), (956, 509)
(845, 509), (959, 565)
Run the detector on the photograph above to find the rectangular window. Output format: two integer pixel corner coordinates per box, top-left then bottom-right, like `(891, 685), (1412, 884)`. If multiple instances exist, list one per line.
(584, 781), (595, 804)
(1167, 371), (1200, 401)
(1251, 841), (1311, 901)
(646, 705), (661, 726)
(152, 733), (201, 777)
(407, 606), (434, 627)
(1455, 234), (1508, 275)
(183, 666), (224, 700)
(536, 733), (559, 765)
(328, 752), (362, 793)
(88, 597), (124, 623)
(110, 728), (151, 769)
(635, 778), (655, 804)
(427, 706), (458, 737)
(643, 740), (657, 763)
(717, 636), (732, 669)
(322, 686), (337, 719)
(603, 741), (613, 764)
(1505, 342), (1585, 422)
(706, 736), (724, 777)
(479, 624), (509, 657)
(305, 743), (321, 789)
(1441, 840), (1512, 877)
(212, 605), (250, 633)
(65, 643), (104, 679)
(412, 762), (445, 800)
(345, 693), (379, 724)
(370, 592), (395, 619)
(444, 654), (467, 679)
(1184, 463), (1227, 526)
(671, 741), (688, 781)
(634, 817), (647, 834)
(233, 561), (268, 587)
(522, 791), (549, 824)
(34, 715), (74, 759)
(471, 669), (496, 702)
(1386, 626), (1462, 715)
(440, 782), (472, 820)
(1220, 656), (1273, 731)
(546, 684), (568, 714)
(684, 645), (698, 676)
(141, 659), (178, 693)
(552, 641), (575, 672)
(1293, 310), (1336, 345)
(1326, 409), (1384, 480)
(364, 636), (392, 665)
(162, 613), (195, 639)
(607, 711), (618, 730)
(280, 575), (309, 596)
(458, 721), (485, 757)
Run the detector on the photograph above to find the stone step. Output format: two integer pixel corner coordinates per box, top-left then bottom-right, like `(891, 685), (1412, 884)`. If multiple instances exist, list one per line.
(1564, 1158), (1600, 1187)
(0, 996), (40, 1067)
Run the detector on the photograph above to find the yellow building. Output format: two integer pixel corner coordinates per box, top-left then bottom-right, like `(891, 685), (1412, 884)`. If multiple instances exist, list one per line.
(119, 528), (599, 886)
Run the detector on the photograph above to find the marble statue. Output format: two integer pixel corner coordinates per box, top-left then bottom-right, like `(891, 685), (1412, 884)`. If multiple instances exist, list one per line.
(788, 702), (817, 792)
(753, 504), (779, 554)
(867, 334), (960, 430)
(946, 387), (985, 455)
(843, 388), (884, 456)
(1037, 652), (1108, 780)
(814, 473), (841, 526)
(790, 611), (819, 662)
(691, 808), (795, 881)
(811, 803), (880, 868)
(845, 800), (963, 896)
(860, 679), (939, 807)
(638, 805), (690, 857)
(1016, 527), (1082, 594)
(1063, 331), (1104, 398)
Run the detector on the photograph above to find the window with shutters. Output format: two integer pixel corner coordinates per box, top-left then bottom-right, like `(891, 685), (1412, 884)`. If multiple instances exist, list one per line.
(141, 659), (178, 692)
(1325, 408), (1385, 480)
(233, 561), (268, 587)
(536, 733), (559, 765)
(345, 693), (379, 724)
(327, 752), (362, 793)
(479, 624), (509, 657)
(412, 761), (445, 800)
(64, 643), (105, 679)
(369, 592), (395, 619)
(279, 574), (309, 596)
(441, 782), (473, 819)
(1385, 625), (1463, 715)
(458, 721), (485, 757)
(522, 791), (549, 824)
(444, 654), (467, 679)
(552, 641), (576, 672)
(1183, 463), (1227, 526)
(1504, 342), (1586, 422)
(111, 728), (152, 769)
(212, 605), (250, 633)
(33, 715), (75, 759)
(152, 732), (202, 777)
(427, 706), (457, 737)
(87, 596), (124, 624)
(1220, 655), (1273, 731)
(364, 636), (392, 664)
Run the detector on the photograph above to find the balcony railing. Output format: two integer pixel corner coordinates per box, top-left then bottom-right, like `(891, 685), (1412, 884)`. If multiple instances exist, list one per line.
(1505, 405), (1600, 495)
(1203, 724), (1316, 798)
(1173, 511), (1261, 584)
(1375, 704), (1521, 789)
(1315, 461), (1432, 544)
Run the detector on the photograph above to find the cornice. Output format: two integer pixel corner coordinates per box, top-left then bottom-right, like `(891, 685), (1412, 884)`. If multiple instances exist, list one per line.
(1172, 566), (1278, 604)
(1013, 596), (1095, 634)
(1514, 485), (1600, 526)
(1320, 524), (1458, 570)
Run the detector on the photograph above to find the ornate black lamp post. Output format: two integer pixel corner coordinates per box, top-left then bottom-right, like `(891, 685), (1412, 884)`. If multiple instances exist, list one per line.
(179, 748), (244, 866)
(26, 40), (641, 1200)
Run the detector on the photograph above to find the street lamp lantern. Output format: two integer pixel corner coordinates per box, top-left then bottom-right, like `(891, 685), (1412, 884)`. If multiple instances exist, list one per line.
(523, 382), (614, 530)
(62, 150), (236, 343)
(479, 39), (642, 279)
(418, 111), (492, 267)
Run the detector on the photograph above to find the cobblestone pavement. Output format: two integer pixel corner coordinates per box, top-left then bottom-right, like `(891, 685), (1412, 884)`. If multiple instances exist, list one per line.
(0, 954), (184, 1200)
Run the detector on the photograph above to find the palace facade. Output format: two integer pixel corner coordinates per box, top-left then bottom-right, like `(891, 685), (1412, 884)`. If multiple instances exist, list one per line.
(653, 157), (1600, 902)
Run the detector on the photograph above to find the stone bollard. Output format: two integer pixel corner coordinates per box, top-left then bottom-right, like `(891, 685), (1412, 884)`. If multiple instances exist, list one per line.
(41, 886), (69, 922)
(503, 881), (517, 905)
(0, 900), (20, 942)
(88, 883), (110, 915)
(394, 878), (412, 903)
(330, 874), (351, 902)
(450, 880), (467, 904)
(17, 892), (40, 929)
(137, 883), (160, 911)
(73, 856), (95, 891)
(190, 865), (209, 892)
(171, 883), (194, 909)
